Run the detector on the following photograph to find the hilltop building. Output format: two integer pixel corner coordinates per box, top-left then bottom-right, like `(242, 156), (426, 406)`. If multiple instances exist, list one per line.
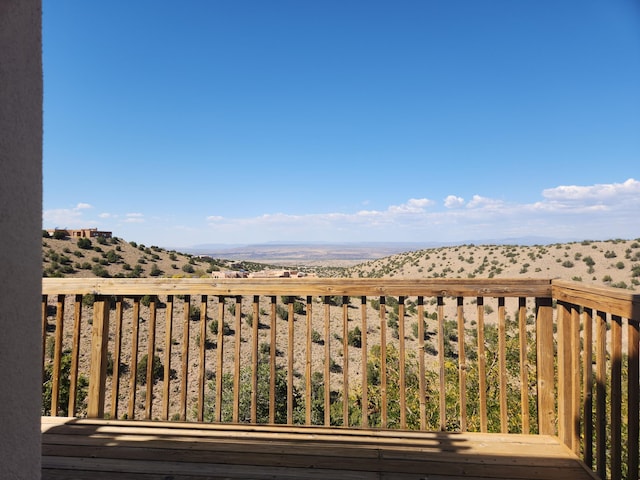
(47, 228), (112, 239)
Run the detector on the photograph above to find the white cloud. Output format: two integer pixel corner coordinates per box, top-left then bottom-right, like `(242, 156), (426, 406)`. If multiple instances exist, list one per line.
(387, 198), (433, 214)
(196, 179), (640, 244)
(43, 202), (94, 227)
(45, 179), (640, 246)
(444, 195), (465, 208)
(466, 195), (503, 209)
(124, 213), (144, 223)
(542, 178), (639, 202)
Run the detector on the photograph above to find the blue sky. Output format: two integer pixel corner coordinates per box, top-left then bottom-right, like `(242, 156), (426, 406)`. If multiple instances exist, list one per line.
(43, 1), (640, 248)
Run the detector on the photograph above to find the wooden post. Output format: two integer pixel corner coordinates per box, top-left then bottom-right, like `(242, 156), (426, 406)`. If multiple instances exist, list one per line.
(611, 314), (622, 480)
(438, 296), (446, 431)
(145, 297), (157, 419)
(87, 295), (110, 418)
(342, 296), (349, 427)
(251, 296), (259, 424)
(457, 296), (467, 432)
(162, 295), (174, 421)
(110, 296), (124, 420)
(418, 296), (426, 430)
(628, 317), (639, 480)
(360, 296), (368, 429)
(305, 295), (312, 426)
(180, 295), (190, 421)
(595, 310), (607, 478)
(477, 296), (487, 433)
(557, 301), (573, 448)
(498, 297), (508, 434)
(68, 294), (83, 416)
(518, 297), (530, 434)
(51, 294), (65, 416)
(536, 297), (555, 436)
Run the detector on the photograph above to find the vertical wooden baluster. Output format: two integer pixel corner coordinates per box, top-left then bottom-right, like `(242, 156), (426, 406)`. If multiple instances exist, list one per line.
(250, 296), (259, 424)
(145, 296), (157, 419)
(199, 295), (209, 422)
(498, 297), (508, 433)
(233, 296), (242, 423)
(305, 295), (312, 425)
(477, 296), (487, 432)
(323, 296), (331, 426)
(342, 296), (349, 427)
(162, 295), (174, 421)
(180, 295), (190, 421)
(627, 317), (639, 480)
(557, 301), (573, 448)
(87, 295), (110, 418)
(570, 304), (581, 453)
(595, 310), (607, 478)
(270, 296), (277, 424)
(41, 294), (48, 379)
(611, 314), (622, 480)
(110, 296), (123, 420)
(361, 296), (368, 429)
(438, 296), (446, 431)
(417, 296), (426, 430)
(518, 297), (529, 434)
(380, 296), (387, 429)
(212, 295), (223, 423)
(128, 297), (140, 419)
(287, 296), (294, 425)
(583, 307), (593, 468)
(536, 297), (555, 436)
(398, 296), (406, 429)
(68, 294), (82, 416)
(457, 296), (467, 432)
(51, 294), (65, 416)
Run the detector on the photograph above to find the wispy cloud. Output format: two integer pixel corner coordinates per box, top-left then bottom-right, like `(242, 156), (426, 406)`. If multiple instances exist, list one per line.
(204, 178), (640, 242)
(42, 202), (94, 227)
(43, 179), (640, 245)
(124, 213), (145, 223)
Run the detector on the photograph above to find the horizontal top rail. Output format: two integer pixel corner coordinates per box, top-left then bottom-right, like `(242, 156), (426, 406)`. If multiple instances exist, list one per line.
(552, 279), (640, 320)
(42, 277), (553, 298)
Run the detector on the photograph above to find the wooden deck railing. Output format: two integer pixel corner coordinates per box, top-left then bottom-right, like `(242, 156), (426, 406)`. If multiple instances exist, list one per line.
(41, 278), (639, 480)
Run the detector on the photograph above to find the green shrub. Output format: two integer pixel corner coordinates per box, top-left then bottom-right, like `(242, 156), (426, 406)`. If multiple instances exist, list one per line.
(311, 330), (323, 344)
(42, 349), (88, 415)
(91, 264), (110, 278)
(182, 264), (195, 274)
(77, 237), (92, 249)
(209, 319), (231, 336)
(347, 326), (362, 348)
(136, 354), (163, 385)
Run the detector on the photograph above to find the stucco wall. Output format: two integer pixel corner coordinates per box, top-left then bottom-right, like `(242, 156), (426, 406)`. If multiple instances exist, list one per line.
(0, 0), (43, 478)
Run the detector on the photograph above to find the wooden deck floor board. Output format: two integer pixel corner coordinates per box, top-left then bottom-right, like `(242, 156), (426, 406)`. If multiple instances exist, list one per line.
(42, 417), (599, 480)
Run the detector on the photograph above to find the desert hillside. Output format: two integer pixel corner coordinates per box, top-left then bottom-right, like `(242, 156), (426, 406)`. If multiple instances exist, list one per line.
(41, 234), (346, 279)
(43, 233), (640, 289)
(346, 239), (640, 289)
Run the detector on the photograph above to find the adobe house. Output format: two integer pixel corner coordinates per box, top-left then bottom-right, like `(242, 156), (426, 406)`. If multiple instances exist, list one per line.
(0, 1), (42, 478)
(47, 228), (113, 239)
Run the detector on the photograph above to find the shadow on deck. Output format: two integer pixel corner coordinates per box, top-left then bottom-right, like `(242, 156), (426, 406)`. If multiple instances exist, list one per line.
(42, 416), (598, 480)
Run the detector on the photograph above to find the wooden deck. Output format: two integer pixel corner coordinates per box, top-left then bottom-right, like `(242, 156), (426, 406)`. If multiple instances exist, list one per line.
(42, 417), (598, 480)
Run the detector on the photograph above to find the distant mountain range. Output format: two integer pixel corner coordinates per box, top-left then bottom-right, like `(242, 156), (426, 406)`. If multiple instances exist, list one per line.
(181, 237), (575, 265)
